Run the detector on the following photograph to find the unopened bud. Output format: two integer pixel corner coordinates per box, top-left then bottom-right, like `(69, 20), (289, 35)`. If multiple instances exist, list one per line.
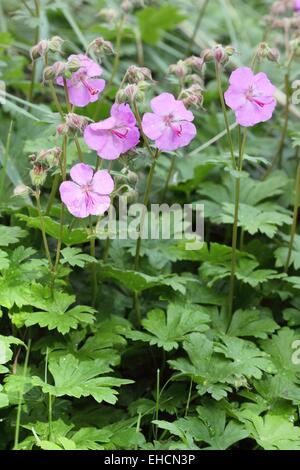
(267, 47), (280, 63)
(13, 184), (31, 198)
(123, 84), (140, 102)
(127, 170), (138, 186)
(180, 84), (204, 109)
(65, 113), (88, 134)
(201, 48), (214, 62)
(214, 45), (228, 64)
(43, 61), (66, 81)
(185, 56), (205, 72)
(30, 164), (47, 187)
(48, 36), (64, 54)
(87, 37), (115, 57)
(98, 8), (118, 22)
(125, 189), (139, 204)
(115, 88), (127, 104)
(169, 60), (188, 79)
(126, 65), (153, 84)
(66, 57), (81, 73)
(30, 39), (49, 60)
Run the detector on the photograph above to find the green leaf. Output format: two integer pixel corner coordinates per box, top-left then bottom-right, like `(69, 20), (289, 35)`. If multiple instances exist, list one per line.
(137, 5), (185, 45)
(17, 214), (89, 245)
(243, 413), (300, 450)
(0, 225), (27, 246)
(99, 264), (186, 294)
(176, 403), (248, 449)
(0, 335), (25, 367)
(228, 308), (279, 339)
(127, 303), (210, 351)
(60, 247), (96, 268)
(32, 354), (133, 404)
(0, 249), (9, 270)
(275, 234), (300, 270)
(19, 288), (95, 334)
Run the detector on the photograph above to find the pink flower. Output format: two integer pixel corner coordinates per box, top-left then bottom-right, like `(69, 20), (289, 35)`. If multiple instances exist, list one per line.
(224, 67), (276, 127)
(141, 93), (196, 151)
(84, 103), (140, 160)
(294, 0), (300, 11)
(56, 54), (105, 107)
(59, 163), (114, 218)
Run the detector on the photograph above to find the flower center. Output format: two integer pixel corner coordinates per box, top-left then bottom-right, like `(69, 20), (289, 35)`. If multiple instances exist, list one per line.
(163, 114), (182, 137)
(81, 183), (93, 193)
(111, 128), (129, 139)
(81, 78), (99, 95)
(245, 86), (270, 108)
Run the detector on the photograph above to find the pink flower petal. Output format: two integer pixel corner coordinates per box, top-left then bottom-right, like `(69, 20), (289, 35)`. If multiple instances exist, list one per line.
(224, 87), (247, 110)
(95, 133), (124, 160)
(87, 194), (111, 215)
(70, 163), (93, 185)
(155, 121), (196, 151)
(121, 127), (140, 153)
(172, 100), (194, 122)
(59, 181), (88, 218)
(111, 103), (137, 127)
(92, 170), (114, 195)
(142, 113), (165, 140)
(228, 67), (254, 91)
(253, 72), (276, 96)
(151, 92), (176, 115)
(68, 83), (91, 107)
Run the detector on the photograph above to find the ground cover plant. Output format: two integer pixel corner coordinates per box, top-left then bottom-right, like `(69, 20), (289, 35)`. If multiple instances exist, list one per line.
(1, 0), (300, 451)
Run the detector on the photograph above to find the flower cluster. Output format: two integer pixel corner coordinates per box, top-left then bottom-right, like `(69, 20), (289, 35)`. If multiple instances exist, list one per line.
(40, 43), (276, 218)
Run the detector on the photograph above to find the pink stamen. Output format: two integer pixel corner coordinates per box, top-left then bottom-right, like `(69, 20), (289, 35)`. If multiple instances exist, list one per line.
(171, 123), (182, 137)
(81, 79), (99, 95)
(111, 129), (129, 139)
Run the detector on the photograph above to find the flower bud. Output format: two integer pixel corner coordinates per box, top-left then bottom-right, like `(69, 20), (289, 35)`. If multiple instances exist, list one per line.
(267, 47), (280, 63)
(43, 61), (66, 81)
(65, 113), (88, 134)
(180, 84), (204, 109)
(67, 57), (81, 73)
(115, 88), (128, 104)
(125, 189), (139, 204)
(185, 56), (205, 72)
(126, 65), (153, 84)
(87, 37), (115, 57)
(30, 164), (47, 187)
(214, 45), (228, 64)
(168, 60), (188, 79)
(98, 8), (118, 22)
(127, 170), (138, 186)
(123, 84), (140, 101)
(48, 36), (64, 54)
(30, 39), (49, 60)
(201, 48), (214, 62)
(13, 184), (31, 198)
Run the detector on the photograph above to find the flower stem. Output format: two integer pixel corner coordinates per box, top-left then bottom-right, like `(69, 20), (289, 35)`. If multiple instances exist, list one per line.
(215, 62), (236, 169)
(134, 152), (158, 270)
(227, 126), (247, 326)
(53, 135), (67, 273)
(161, 155), (176, 202)
(187, 0), (209, 54)
(133, 100), (156, 158)
(285, 160), (300, 272)
(46, 173), (60, 216)
(35, 189), (52, 269)
(14, 338), (31, 450)
(89, 215), (97, 307)
(28, 0), (40, 103)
